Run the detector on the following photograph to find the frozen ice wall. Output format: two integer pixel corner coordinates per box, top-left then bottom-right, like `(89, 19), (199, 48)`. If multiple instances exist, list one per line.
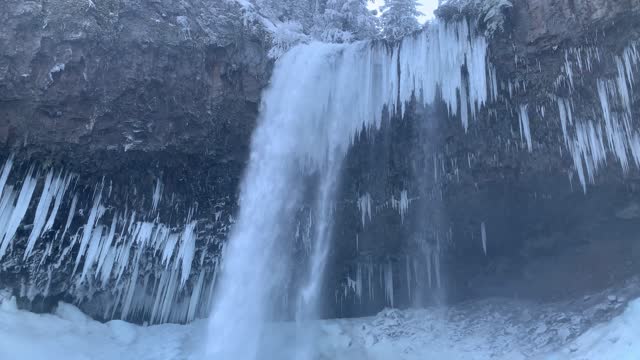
(207, 19), (492, 359)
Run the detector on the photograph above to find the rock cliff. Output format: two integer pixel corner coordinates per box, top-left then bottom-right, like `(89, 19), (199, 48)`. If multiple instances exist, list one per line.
(0, 0), (638, 322)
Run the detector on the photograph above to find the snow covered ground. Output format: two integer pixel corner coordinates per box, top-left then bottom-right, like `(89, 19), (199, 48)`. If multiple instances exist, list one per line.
(548, 300), (640, 360)
(1, 289), (639, 360)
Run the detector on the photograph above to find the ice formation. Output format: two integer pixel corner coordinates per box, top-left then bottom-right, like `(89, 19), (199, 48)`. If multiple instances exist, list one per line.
(336, 247), (444, 311)
(552, 43), (639, 192)
(383, 261), (394, 308)
(518, 104), (532, 152)
(557, 97), (573, 145)
(0, 162), (38, 259)
(152, 179), (163, 213)
(391, 190), (411, 223)
(0, 156), (211, 324)
(68, 200), (202, 323)
(481, 221), (487, 256)
(338, 258), (394, 308)
(208, 19), (492, 359)
(357, 193), (372, 227)
(24, 170), (72, 260)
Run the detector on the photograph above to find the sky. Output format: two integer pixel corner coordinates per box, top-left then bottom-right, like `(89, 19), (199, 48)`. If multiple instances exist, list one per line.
(368, 0), (439, 23)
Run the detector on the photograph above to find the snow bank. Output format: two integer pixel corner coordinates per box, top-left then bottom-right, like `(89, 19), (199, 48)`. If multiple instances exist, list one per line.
(546, 298), (640, 360)
(0, 298), (205, 360)
(1, 295), (638, 359)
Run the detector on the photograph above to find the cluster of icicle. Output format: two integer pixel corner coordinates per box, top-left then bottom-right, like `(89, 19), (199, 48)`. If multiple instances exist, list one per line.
(70, 184), (203, 324)
(341, 260), (398, 309)
(339, 246), (443, 310)
(0, 156), (213, 324)
(0, 156), (73, 261)
(357, 190), (411, 228)
(546, 43), (639, 192)
(498, 41), (640, 192)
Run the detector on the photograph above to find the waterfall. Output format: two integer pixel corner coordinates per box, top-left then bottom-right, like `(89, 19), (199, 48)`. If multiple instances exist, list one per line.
(207, 19), (490, 359)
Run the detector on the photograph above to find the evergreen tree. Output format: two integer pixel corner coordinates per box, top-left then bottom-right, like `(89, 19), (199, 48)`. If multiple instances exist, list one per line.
(312, 0), (379, 42)
(380, 0), (422, 40)
(341, 0), (379, 40)
(254, 0), (317, 29)
(250, 0), (380, 43)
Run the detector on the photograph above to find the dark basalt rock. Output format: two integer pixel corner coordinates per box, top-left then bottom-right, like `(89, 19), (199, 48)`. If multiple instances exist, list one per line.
(0, 0), (639, 323)
(330, 0), (640, 316)
(0, 0), (272, 323)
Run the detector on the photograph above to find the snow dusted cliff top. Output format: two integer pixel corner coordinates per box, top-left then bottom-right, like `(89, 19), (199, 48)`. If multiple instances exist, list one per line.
(233, 0), (515, 60)
(437, 0), (513, 35)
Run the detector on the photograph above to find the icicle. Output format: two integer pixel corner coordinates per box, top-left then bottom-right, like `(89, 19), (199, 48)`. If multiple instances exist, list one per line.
(405, 255), (412, 300)
(0, 167), (38, 259)
(366, 260), (374, 301)
(0, 155), (14, 197)
(152, 178), (163, 212)
(384, 260), (394, 308)
(43, 173), (72, 233)
(95, 215), (118, 282)
(564, 50), (574, 91)
(73, 186), (105, 274)
(187, 269), (205, 322)
(24, 172), (52, 258)
(177, 221), (197, 287)
(78, 225), (105, 285)
(518, 104), (532, 152)
(488, 65), (499, 101)
(346, 276), (357, 296)
(355, 263), (362, 303)
(39, 241), (53, 266)
(63, 194), (78, 235)
(357, 193), (372, 227)
(392, 190), (410, 223)
(25, 170), (70, 259)
(121, 260), (141, 319)
(434, 246), (442, 289)
(481, 222), (487, 256)
(433, 153), (438, 182)
(0, 189), (16, 257)
(460, 80), (469, 132)
(426, 245), (433, 288)
(615, 56), (632, 115)
(161, 233), (180, 267)
(557, 98), (572, 145)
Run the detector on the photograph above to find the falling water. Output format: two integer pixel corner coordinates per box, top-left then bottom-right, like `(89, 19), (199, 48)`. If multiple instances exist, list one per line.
(207, 20), (490, 359)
